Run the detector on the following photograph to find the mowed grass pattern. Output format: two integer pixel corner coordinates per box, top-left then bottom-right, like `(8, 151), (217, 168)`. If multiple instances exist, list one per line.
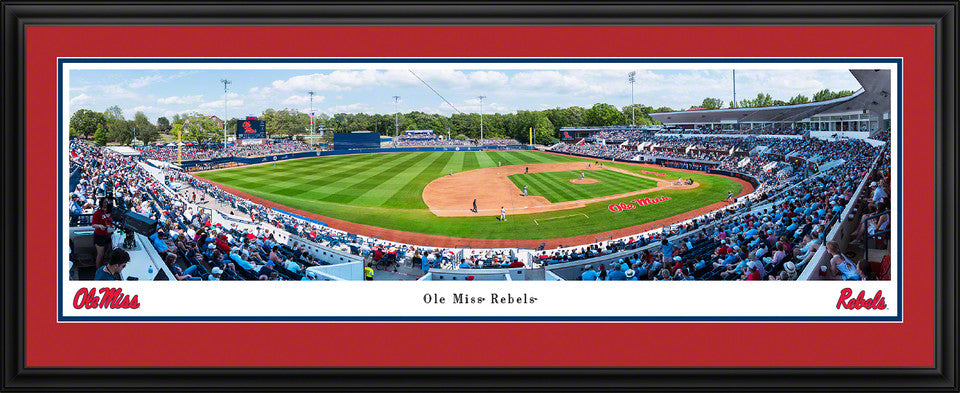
(507, 170), (659, 203)
(199, 151), (582, 209)
(196, 151), (744, 240)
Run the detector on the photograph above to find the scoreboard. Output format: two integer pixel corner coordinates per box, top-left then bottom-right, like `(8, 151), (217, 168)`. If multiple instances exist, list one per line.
(236, 120), (266, 139)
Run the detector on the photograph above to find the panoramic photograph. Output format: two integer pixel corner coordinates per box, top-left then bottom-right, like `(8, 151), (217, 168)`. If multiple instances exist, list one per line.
(64, 63), (893, 284)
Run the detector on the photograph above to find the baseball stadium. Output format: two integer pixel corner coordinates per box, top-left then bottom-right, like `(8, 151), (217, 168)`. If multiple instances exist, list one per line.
(66, 67), (893, 283)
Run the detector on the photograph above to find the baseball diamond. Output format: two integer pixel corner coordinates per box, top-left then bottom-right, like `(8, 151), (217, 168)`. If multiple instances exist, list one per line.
(66, 65), (893, 285)
(196, 150), (745, 241)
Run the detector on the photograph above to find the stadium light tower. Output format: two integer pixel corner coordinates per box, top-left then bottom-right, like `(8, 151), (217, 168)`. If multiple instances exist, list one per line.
(220, 79), (231, 150)
(732, 69), (737, 109)
(308, 91), (315, 148)
(392, 96), (400, 138)
(628, 71), (637, 126)
(732, 69), (738, 131)
(478, 95), (486, 141)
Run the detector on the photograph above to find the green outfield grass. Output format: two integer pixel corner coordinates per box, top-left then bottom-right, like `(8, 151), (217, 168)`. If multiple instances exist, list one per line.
(507, 169), (659, 203)
(196, 151), (744, 240)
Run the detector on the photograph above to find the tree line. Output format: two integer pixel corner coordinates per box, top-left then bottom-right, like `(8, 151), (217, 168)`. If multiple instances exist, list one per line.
(70, 103), (673, 146)
(69, 88), (855, 146)
(696, 89), (857, 110)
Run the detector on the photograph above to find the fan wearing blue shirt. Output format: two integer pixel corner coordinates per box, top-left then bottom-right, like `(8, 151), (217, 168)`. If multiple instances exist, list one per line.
(150, 231), (168, 254)
(659, 238), (675, 260)
(606, 265), (627, 281)
(581, 266), (598, 281)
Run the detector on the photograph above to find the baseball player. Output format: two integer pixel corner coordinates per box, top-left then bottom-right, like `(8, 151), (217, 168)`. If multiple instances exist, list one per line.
(472, 199), (477, 213)
(500, 206), (506, 221)
(523, 185), (528, 197)
(450, 169), (453, 176)
(581, 172), (585, 179)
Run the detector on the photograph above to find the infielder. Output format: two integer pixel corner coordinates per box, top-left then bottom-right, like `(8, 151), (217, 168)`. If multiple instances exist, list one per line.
(500, 206), (506, 221)
(581, 172), (585, 179)
(523, 185), (528, 197)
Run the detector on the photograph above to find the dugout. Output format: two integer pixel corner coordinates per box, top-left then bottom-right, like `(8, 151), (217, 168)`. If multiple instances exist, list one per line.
(333, 131), (381, 150)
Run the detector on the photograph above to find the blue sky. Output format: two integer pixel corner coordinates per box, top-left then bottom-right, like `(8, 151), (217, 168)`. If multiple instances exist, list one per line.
(68, 68), (863, 122)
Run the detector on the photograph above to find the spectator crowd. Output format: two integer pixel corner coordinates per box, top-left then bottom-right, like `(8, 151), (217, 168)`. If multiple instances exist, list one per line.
(136, 140), (311, 162)
(70, 122), (888, 282)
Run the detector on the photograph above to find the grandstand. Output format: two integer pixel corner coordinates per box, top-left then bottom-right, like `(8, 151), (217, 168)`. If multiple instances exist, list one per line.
(66, 69), (891, 283)
(650, 70), (891, 135)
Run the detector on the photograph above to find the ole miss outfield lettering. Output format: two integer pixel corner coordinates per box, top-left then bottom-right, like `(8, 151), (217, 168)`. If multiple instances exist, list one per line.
(608, 196), (671, 213)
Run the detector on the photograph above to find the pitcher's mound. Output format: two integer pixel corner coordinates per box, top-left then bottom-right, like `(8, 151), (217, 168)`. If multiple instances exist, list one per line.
(570, 178), (600, 184)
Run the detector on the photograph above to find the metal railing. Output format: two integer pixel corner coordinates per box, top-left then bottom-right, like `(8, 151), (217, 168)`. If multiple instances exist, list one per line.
(798, 146), (886, 280)
(857, 210), (891, 256)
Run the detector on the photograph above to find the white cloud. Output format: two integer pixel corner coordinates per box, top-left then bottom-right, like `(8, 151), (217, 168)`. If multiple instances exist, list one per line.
(460, 97), (508, 113)
(326, 103), (372, 113)
(157, 94), (204, 105)
(199, 99), (243, 110)
(281, 94), (325, 107)
(70, 93), (92, 107)
(266, 69), (508, 93)
(507, 69), (659, 100)
(467, 70), (509, 86)
(271, 70), (382, 92)
(129, 75), (164, 89)
(123, 105), (156, 119)
(510, 71), (603, 96)
(100, 84), (136, 100)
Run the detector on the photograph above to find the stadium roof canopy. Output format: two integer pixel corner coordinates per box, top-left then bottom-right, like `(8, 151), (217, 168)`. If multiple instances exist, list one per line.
(650, 69), (891, 125)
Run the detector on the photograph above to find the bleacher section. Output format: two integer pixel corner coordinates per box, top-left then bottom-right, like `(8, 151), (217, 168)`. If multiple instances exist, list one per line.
(68, 126), (889, 282)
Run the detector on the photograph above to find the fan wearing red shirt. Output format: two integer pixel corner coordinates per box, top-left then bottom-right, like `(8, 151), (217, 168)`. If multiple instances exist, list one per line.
(744, 262), (763, 281)
(91, 198), (115, 268)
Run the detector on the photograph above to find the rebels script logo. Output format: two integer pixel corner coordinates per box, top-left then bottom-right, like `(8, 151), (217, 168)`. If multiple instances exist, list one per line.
(73, 287), (140, 310)
(836, 288), (886, 310)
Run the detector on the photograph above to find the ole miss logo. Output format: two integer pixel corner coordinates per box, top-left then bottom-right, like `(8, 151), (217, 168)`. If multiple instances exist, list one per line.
(836, 288), (886, 310)
(73, 287), (140, 309)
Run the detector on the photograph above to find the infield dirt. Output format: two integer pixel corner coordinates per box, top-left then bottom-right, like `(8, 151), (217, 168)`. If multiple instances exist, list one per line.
(422, 162), (698, 217)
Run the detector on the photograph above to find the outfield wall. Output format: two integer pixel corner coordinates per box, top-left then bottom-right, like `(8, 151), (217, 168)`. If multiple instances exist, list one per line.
(178, 145), (534, 170)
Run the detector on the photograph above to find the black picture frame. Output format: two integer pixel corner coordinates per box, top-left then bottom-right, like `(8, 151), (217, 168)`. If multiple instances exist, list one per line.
(2, 2), (956, 391)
